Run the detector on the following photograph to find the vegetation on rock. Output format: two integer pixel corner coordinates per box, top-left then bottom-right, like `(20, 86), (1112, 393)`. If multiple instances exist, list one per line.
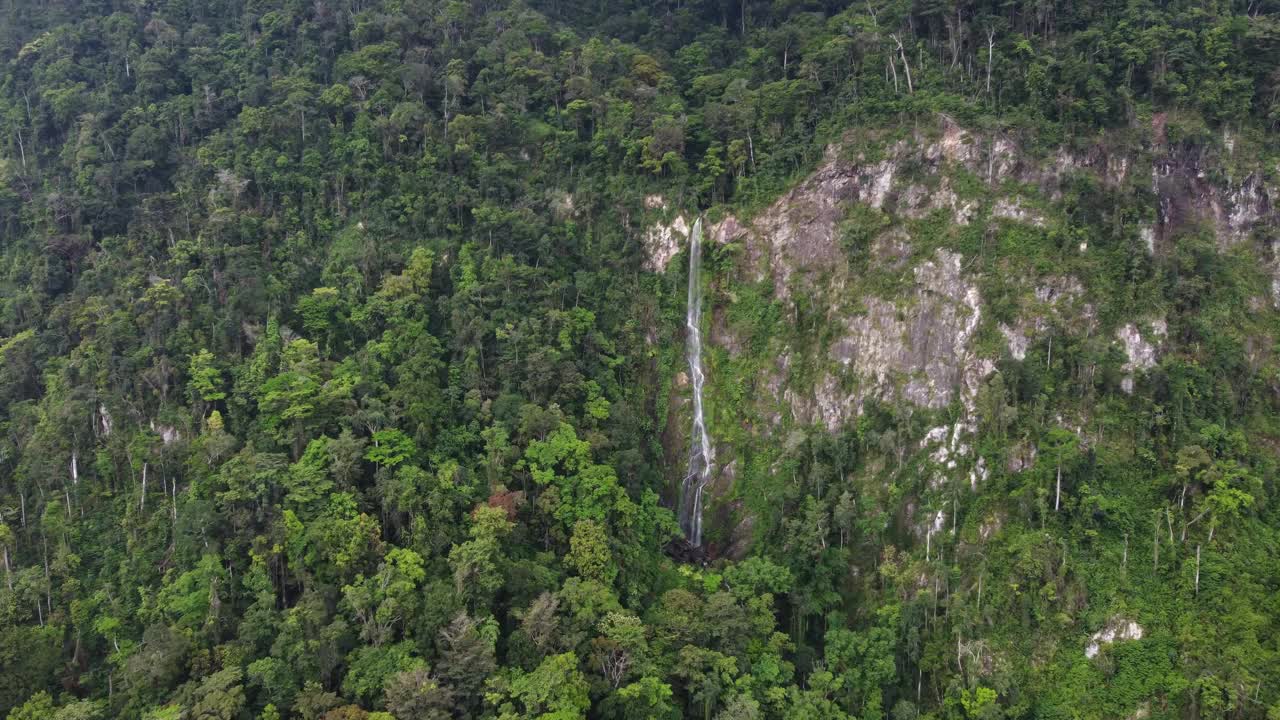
(2, 0), (1280, 718)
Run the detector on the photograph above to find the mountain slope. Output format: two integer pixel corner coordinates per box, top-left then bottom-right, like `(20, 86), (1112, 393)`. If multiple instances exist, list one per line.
(2, 1), (1280, 719)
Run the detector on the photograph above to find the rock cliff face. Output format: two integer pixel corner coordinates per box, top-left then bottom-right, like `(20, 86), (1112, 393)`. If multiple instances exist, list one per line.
(646, 115), (1278, 551)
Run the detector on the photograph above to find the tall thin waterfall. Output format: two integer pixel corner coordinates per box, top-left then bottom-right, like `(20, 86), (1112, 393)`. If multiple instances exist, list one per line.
(680, 217), (713, 547)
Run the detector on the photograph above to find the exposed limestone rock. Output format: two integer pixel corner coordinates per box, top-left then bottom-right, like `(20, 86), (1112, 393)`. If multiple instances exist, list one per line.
(723, 505), (756, 561)
(998, 276), (1092, 360)
(97, 404), (113, 438)
(924, 426), (953, 465)
(643, 214), (688, 273)
(910, 503), (950, 548)
(865, 159), (896, 209)
(150, 420), (181, 445)
(700, 115), (1275, 315)
(923, 422), (985, 489)
(933, 118), (977, 164)
(1116, 319), (1166, 394)
(991, 197), (1045, 227)
(805, 374), (849, 431)
(1272, 238), (1280, 309)
(1036, 276), (1088, 313)
(871, 229), (912, 270)
(743, 145), (871, 300)
(824, 249), (985, 417)
(978, 512), (1003, 541)
(999, 323), (1029, 361)
(655, 114), (1280, 552)
(983, 118), (1265, 250)
(712, 122), (993, 304)
(1139, 225), (1156, 254)
(930, 509), (947, 536)
(702, 111), (1280, 318)
(709, 215), (747, 246)
(1212, 172), (1271, 246)
(1015, 116), (1273, 250)
(898, 179), (978, 224)
(1106, 155), (1130, 186)
(709, 307), (744, 357)
(1150, 153), (1273, 250)
(1007, 442), (1037, 473)
(726, 245), (997, 492)
(552, 191), (576, 218)
(763, 352), (792, 427)
(969, 456), (988, 490)
(1086, 617), (1144, 659)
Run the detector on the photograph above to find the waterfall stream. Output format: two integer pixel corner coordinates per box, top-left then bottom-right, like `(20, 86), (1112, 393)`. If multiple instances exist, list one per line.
(679, 217), (713, 547)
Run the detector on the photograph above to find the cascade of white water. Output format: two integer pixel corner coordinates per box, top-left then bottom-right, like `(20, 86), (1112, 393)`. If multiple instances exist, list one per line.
(679, 217), (713, 547)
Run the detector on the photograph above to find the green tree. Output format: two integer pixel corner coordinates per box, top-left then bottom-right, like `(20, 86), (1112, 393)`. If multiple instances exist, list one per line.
(496, 652), (591, 720)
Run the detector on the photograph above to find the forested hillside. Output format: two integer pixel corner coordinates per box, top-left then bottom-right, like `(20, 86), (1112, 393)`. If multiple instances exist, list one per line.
(3, 1), (1280, 719)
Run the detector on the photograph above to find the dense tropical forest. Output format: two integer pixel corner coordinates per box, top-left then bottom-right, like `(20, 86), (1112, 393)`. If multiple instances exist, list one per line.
(4, 0), (1280, 718)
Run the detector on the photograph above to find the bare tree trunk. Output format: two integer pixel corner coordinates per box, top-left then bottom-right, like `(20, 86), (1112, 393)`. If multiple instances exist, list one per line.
(1194, 545), (1201, 595)
(1180, 488), (1189, 541)
(43, 536), (52, 616)
(986, 28), (995, 95)
(892, 34), (914, 93)
(15, 128), (27, 170)
(140, 462), (147, 513)
(1054, 461), (1061, 512)
(1153, 516), (1159, 572)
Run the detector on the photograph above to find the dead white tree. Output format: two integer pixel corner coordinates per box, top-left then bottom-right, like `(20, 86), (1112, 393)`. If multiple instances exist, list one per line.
(891, 34), (914, 93)
(1153, 515), (1159, 572)
(1194, 544), (1202, 596)
(986, 27), (996, 95)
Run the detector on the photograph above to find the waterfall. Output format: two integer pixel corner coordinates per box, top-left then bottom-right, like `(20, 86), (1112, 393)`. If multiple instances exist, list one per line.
(680, 217), (713, 547)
